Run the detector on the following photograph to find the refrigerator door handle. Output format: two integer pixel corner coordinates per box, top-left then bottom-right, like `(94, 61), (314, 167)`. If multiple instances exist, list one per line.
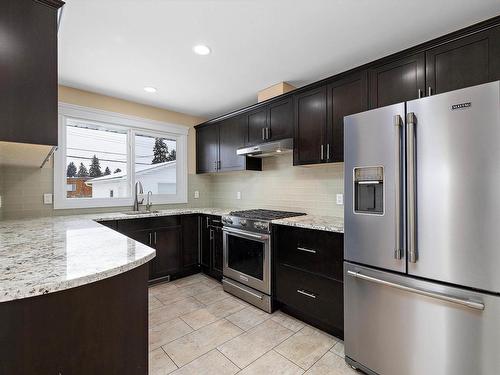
(394, 115), (403, 260)
(347, 270), (485, 311)
(406, 112), (417, 263)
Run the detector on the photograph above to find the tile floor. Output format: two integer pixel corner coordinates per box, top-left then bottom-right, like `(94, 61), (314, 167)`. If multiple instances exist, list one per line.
(148, 273), (358, 375)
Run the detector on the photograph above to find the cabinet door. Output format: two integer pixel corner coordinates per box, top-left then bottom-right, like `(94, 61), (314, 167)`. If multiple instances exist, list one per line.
(426, 26), (500, 95)
(0, 0), (60, 145)
(293, 86), (328, 165)
(327, 71), (368, 163)
(212, 227), (224, 278)
(247, 108), (268, 145)
(151, 226), (182, 280)
(181, 215), (199, 269)
(369, 53), (425, 108)
(268, 97), (293, 141)
(219, 116), (247, 171)
(196, 124), (219, 173)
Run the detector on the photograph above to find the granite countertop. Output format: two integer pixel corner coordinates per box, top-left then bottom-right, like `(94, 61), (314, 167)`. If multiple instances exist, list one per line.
(0, 215), (156, 303)
(272, 214), (344, 233)
(0, 207), (343, 303)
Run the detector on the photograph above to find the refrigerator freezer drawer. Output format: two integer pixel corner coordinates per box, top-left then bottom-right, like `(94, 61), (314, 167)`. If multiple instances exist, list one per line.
(344, 262), (500, 375)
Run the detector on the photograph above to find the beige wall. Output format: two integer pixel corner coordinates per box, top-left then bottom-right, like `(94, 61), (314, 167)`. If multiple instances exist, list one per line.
(58, 86), (205, 175)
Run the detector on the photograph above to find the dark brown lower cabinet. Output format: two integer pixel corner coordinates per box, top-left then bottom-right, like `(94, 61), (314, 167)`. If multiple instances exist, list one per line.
(111, 215), (199, 283)
(199, 215), (223, 280)
(0, 264), (148, 375)
(274, 225), (344, 338)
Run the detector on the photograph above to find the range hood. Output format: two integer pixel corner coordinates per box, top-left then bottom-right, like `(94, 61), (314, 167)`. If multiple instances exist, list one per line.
(237, 138), (293, 158)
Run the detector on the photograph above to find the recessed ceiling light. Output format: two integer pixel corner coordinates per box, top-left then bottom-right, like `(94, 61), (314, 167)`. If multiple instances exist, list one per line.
(143, 86), (157, 93)
(193, 44), (211, 56)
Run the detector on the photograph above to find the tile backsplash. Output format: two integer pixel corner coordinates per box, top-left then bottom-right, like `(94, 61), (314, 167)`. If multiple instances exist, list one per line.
(210, 154), (344, 217)
(0, 153), (343, 220)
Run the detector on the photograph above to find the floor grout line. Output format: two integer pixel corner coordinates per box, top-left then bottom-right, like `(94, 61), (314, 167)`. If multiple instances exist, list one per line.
(272, 349), (307, 373)
(159, 346), (179, 372)
(216, 348), (243, 371)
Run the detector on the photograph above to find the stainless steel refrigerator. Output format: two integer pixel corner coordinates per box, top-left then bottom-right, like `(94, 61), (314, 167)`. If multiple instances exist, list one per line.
(343, 81), (500, 375)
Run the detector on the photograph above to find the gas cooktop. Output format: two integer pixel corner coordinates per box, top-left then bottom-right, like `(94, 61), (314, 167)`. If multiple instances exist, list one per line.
(228, 209), (306, 221)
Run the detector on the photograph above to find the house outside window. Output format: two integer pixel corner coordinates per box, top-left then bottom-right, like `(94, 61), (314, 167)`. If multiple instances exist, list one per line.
(54, 103), (188, 209)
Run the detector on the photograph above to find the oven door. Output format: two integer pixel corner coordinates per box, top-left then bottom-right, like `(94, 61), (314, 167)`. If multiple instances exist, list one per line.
(223, 227), (271, 295)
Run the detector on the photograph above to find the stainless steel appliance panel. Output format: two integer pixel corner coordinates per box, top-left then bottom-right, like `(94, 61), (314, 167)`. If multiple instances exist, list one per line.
(223, 227), (271, 295)
(344, 262), (500, 375)
(344, 103), (406, 272)
(407, 81), (500, 293)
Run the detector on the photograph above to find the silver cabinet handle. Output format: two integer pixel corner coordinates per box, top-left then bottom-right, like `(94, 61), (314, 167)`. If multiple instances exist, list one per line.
(297, 289), (316, 299)
(262, 128), (266, 140)
(154, 231), (157, 245)
(266, 127), (271, 140)
(224, 279), (263, 300)
(210, 229), (214, 241)
(297, 247), (317, 254)
(347, 270), (485, 311)
(149, 232), (152, 245)
(406, 112), (417, 263)
(394, 114), (403, 260)
(418, 89), (423, 98)
(428, 86), (432, 96)
(320, 144), (324, 161)
(326, 144), (330, 160)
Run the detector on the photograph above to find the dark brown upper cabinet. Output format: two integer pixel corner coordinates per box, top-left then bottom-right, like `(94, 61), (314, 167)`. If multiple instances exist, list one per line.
(293, 86), (328, 165)
(196, 117), (261, 174)
(0, 0), (64, 146)
(369, 53), (425, 108)
(326, 71), (368, 163)
(247, 97), (293, 145)
(426, 26), (500, 96)
(196, 124), (219, 173)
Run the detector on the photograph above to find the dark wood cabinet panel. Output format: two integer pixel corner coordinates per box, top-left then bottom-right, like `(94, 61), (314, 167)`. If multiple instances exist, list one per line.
(369, 53), (425, 108)
(200, 216), (211, 268)
(151, 226), (182, 280)
(199, 215), (223, 280)
(0, 0), (63, 146)
(276, 264), (344, 338)
(327, 71), (368, 163)
(276, 225), (343, 282)
(181, 215), (199, 269)
(293, 86), (327, 165)
(212, 226), (223, 276)
(219, 116), (246, 171)
(426, 26), (500, 95)
(196, 124), (219, 173)
(268, 98), (293, 141)
(247, 108), (268, 145)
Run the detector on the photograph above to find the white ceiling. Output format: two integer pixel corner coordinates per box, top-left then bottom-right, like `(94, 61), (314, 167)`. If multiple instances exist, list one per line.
(58, 0), (500, 119)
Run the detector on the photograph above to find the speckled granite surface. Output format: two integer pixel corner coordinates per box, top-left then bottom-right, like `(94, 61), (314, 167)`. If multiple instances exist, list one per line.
(272, 214), (344, 233)
(0, 207), (343, 303)
(0, 216), (156, 303)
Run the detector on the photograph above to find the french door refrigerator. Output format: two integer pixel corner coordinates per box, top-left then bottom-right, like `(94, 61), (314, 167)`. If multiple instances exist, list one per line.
(344, 81), (500, 375)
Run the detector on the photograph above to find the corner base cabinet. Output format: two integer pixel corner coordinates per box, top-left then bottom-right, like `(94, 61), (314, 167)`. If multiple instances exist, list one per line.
(199, 215), (224, 280)
(274, 225), (344, 338)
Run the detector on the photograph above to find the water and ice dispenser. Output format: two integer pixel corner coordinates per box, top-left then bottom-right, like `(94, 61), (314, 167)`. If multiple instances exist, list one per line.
(354, 166), (384, 215)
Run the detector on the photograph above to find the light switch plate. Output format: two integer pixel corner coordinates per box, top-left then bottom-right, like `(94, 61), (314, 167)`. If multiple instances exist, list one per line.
(236, 191), (242, 200)
(336, 194), (343, 205)
(194, 190), (200, 199)
(43, 193), (53, 205)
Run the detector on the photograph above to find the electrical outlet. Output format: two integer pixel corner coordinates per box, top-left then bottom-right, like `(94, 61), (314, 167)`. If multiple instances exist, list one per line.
(236, 191), (242, 200)
(194, 190), (200, 199)
(336, 194), (343, 205)
(43, 193), (53, 205)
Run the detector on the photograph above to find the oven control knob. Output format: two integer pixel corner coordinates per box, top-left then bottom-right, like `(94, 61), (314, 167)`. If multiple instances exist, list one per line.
(223, 217), (233, 225)
(254, 221), (267, 230)
(240, 219), (247, 226)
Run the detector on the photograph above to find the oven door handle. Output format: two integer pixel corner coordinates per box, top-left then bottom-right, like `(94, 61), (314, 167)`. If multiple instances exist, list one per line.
(222, 227), (268, 240)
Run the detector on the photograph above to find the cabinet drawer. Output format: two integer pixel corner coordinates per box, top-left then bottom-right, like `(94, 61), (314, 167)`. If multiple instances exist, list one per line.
(116, 216), (180, 232)
(276, 225), (343, 281)
(276, 264), (343, 334)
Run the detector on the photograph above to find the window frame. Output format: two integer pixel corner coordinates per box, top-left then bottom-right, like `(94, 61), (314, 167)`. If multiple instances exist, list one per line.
(54, 103), (189, 209)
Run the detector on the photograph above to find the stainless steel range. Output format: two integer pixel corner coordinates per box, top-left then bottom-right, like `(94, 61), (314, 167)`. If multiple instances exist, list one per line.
(221, 209), (305, 312)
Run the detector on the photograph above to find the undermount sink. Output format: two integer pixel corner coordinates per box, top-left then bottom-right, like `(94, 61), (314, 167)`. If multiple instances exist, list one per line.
(122, 210), (160, 215)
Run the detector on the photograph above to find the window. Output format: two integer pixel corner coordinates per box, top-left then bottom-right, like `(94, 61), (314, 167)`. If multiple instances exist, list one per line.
(54, 103), (188, 209)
